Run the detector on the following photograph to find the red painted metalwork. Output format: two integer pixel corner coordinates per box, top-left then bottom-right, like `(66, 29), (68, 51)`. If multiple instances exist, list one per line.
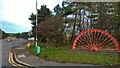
(72, 29), (120, 52)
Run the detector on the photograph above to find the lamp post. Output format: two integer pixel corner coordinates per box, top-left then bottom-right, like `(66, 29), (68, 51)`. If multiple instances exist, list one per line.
(35, 0), (38, 46)
(35, 0), (40, 56)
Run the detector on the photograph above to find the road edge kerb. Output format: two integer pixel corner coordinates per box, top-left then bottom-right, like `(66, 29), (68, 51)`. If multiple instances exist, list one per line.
(12, 48), (36, 68)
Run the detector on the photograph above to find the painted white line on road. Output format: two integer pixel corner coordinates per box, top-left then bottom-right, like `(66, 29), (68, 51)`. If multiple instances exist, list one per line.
(17, 54), (26, 58)
(16, 48), (25, 49)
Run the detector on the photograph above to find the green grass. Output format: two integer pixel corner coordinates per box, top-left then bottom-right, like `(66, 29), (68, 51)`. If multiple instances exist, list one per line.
(26, 43), (120, 66)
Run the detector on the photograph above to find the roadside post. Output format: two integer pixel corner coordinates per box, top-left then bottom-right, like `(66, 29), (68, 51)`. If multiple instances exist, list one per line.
(35, 42), (40, 56)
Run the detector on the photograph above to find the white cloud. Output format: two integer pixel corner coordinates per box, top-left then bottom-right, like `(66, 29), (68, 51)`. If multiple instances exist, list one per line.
(2, 0), (63, 33)
(3, 0), (35, 29)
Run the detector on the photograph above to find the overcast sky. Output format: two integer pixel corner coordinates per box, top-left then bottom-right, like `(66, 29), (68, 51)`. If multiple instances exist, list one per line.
(1, 0), (63, 33)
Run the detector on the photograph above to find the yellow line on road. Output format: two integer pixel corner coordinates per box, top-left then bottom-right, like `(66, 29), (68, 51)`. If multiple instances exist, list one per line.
(11, 52), (22, 66)
(8, 52), (17, 66)
(8, 52), (22, 66)
(8, 53), (13, 65)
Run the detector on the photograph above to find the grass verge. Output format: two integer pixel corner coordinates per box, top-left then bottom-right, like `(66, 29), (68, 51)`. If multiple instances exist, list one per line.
(26, 43), (120, 66)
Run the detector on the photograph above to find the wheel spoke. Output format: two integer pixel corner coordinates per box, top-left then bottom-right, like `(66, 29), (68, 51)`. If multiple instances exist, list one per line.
(92, 31), (97, 47)
(72, 29), (119, 52)
(94, 32), (100, 46)
(81, 35), (91, 47)
(83, 33), (93, 47)
(95, 33), (103, 46)
(100, 42), (114, 49)
(97, 35), (107, 46)
(98, 39), (112, 48)
(97, 36), (109, 48)
(79, 38), (90, 47)
(87, 32), (92, 46)
(76, 41), (89, 49)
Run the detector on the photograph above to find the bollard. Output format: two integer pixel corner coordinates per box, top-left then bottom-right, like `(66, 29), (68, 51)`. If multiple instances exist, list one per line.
(36, 45), (40, 56)
(27, 43), (31, 47)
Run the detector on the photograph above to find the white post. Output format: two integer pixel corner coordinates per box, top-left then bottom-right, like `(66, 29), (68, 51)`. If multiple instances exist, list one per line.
(35, 0), (38, 46)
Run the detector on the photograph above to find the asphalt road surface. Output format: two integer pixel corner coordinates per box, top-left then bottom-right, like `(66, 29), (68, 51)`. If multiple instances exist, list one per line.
(1, 38), (28, 67)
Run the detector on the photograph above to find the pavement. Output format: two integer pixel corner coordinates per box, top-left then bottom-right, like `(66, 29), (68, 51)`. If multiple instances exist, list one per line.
(10, 44), (120, 68)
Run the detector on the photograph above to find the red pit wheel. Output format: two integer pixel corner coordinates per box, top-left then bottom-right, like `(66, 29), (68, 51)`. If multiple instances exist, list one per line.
(72, 29), (120, 52)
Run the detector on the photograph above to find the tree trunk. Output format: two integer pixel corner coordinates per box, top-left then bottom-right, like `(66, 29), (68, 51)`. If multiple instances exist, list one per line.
(71, 14), (77, 41)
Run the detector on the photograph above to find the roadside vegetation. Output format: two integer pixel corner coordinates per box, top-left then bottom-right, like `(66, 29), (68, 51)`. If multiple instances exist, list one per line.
(29, 2), (120, 46)
(26, 42), (120, 66)
(27, 1), (120, 67)
(1, 28), (29, 39)
(1, 29), (9, 39)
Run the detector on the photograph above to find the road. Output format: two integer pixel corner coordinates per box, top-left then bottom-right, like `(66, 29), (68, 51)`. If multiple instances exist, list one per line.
(1, 38), (28, 67)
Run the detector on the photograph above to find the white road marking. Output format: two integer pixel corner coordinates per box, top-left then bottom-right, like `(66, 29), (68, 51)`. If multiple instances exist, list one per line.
(17, 54), (26, 58)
